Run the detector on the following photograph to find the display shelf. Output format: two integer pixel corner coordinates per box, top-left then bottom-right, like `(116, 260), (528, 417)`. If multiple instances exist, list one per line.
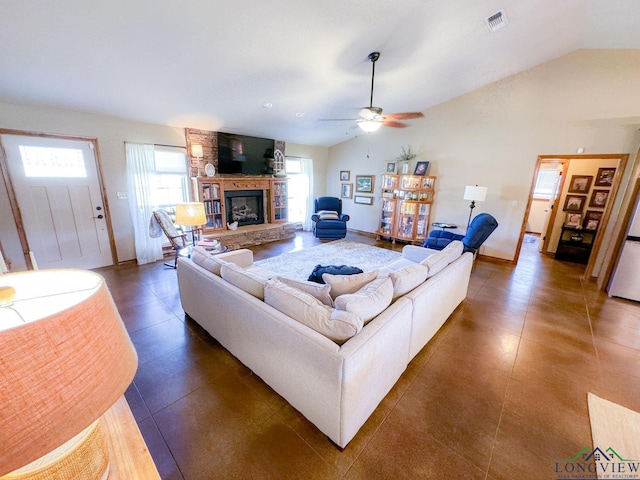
(377, 174), (436, 244)
(199, 180), (225, 233)
(271, 180), (288, 222)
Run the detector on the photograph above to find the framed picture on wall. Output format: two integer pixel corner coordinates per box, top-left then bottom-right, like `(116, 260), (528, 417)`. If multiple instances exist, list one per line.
(413, 161), (429, 176)
(340, 170), (350, 181)
(568, 175), (593, 193)
(583, 210), (603, 230)
(589, 189), (609, 208)
(341, 183), (353, 199)
(354, 195), (374, 205)
(385, 162), (396, 173)
(565, 213), (582, 228)
(355, 175), (375, 193)
(595, 168), (616, 187)
(563, 194), (586, 212)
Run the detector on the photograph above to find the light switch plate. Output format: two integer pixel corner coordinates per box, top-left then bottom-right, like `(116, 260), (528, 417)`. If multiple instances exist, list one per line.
(117, 192), (128, 200)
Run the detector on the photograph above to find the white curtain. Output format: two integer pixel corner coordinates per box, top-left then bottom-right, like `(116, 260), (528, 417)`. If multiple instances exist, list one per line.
(126, 142), (164, 265)
(300, 157), (315, 231)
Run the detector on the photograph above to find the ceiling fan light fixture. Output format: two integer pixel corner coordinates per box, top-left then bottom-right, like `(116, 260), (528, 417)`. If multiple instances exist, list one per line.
(358, 119), (383, 133)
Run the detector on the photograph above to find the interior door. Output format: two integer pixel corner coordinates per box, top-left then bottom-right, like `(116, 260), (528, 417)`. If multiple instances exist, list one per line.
(1, 134), (113, 270)
(540, 165), (566, 253)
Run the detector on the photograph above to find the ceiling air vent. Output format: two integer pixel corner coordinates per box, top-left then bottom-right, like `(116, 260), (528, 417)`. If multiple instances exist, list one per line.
(485, 10), (508, 32)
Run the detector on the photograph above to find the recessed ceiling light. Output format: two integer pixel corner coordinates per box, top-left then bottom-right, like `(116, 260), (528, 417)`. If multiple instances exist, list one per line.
(295, 112), (304, 117)
(262, 102), (273, 109)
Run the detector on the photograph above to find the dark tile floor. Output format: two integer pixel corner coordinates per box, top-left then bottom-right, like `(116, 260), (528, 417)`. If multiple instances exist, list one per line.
(96, 232), (640, 480)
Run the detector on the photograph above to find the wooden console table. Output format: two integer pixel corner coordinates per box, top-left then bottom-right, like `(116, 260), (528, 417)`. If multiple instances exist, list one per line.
(103, 396), (160, 479)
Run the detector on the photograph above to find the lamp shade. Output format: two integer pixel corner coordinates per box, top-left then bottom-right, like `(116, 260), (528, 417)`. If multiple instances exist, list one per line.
(357, 119), (383, 133)
(464, 185), (488, 202)
(0, 269), (137, 476)
(175, 202), (207, 226)
(191, 144), (203, 158)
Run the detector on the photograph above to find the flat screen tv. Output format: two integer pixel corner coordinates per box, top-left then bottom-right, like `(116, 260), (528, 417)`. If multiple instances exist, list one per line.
(217, 132), (275, 175)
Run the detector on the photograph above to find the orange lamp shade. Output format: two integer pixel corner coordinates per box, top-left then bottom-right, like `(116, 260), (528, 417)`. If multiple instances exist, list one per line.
(0, 269), (138, 476)
(175, 202), (206, 227)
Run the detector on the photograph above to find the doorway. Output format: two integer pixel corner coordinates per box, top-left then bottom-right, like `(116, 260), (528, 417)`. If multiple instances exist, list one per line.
(516, 154), (628, 281)
(0, 132), (116, 270)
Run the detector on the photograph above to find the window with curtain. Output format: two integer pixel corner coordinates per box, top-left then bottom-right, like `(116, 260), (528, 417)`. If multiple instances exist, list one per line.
(126, 143), (188, 265)
(285, 157), (314, 230)
(149, 146), (189, 215)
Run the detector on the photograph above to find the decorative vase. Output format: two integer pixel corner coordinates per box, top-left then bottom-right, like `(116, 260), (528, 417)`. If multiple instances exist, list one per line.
(401, 161), (409, 174)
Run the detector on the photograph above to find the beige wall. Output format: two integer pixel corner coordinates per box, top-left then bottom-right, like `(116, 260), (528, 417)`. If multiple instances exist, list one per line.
(328, 49), (640, 268)
(284, 142), (329, 198)
(0, 102), (331, 267)
(0, 101), (186, 265)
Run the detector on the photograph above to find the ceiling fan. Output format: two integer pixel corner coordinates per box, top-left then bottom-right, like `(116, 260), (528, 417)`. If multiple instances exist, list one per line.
(322, 51), (424, 133)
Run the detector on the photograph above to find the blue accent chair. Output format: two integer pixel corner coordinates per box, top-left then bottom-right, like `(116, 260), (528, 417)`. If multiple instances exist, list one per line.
(311, 197), (350, 239)
(424, 213), (498, 254)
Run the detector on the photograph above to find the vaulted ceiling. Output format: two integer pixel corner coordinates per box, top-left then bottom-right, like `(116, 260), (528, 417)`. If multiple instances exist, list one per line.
(1, 0), (639, 147)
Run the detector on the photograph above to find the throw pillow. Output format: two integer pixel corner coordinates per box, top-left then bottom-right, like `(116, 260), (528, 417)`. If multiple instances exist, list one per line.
(388, 263), (429, 299)
(317, 210), (340, 220)
(334, 277), (393, 323)
(421, 240), (464, 278)
(308, 264), (363, 284)
(264, 280), (363, 344)
(322, 270), (378, 300)
(279, 277), (334, 306)
(220, 263), (273, 300)
(190, 246), (228, 276)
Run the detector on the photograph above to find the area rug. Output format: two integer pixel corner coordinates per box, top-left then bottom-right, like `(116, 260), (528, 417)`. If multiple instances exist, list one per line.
(253, 240), (401, 281)
(587, 393), (640, 479)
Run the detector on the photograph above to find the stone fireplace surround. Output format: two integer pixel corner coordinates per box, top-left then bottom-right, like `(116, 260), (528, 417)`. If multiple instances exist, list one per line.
(186, 128), (294, 248)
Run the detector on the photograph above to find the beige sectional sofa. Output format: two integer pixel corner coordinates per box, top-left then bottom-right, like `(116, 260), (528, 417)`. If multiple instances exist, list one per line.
(177, 241), (473, 448)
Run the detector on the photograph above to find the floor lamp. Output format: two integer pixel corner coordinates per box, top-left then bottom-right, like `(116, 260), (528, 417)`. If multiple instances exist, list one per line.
(464, 185), (488, 230)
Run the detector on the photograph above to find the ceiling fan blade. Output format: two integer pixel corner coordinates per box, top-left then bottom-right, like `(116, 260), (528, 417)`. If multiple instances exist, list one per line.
(382, 120), (408, 128)
(384, 112), (424, 120)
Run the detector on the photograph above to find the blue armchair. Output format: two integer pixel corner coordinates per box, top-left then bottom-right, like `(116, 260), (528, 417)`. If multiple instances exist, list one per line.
(424, 213), (498, 254)
(312, 197), (350, 239)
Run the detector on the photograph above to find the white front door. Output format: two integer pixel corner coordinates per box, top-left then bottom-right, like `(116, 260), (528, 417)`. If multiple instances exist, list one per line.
(2, 134), (113, 270)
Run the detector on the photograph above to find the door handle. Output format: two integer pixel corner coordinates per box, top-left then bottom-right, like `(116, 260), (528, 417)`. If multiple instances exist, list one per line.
(94, 215), (104, 219)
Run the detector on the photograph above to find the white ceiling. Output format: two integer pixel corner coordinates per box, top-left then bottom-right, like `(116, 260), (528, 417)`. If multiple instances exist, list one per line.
(1, 0), (639, 147)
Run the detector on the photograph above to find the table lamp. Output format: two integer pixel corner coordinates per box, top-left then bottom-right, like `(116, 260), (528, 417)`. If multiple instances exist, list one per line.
(464, 185), (488, 230)
(0, 269), (138, 479)
(175, 202), (207, 246)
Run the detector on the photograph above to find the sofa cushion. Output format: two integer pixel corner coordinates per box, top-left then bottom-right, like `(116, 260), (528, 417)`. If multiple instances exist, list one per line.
(334, 277), (393, 323)
(220, 263), (273, 300)
(322, 270), (378, 299)
(264, 280), (363, 344)
(279, 277), (334, 306)
(421, 240), (464, 278)
(388, 263), (430, 299)
(190, 246), (228, 276)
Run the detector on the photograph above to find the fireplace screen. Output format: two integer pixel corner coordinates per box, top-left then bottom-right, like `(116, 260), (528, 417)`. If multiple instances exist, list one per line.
(225, 190), (264, 226)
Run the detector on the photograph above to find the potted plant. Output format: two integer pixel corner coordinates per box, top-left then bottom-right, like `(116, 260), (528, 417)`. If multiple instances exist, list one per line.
(396, 146), (417, 174)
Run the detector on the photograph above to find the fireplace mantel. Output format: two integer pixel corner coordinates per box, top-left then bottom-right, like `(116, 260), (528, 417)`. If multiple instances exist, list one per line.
(220, 176), (272, 191)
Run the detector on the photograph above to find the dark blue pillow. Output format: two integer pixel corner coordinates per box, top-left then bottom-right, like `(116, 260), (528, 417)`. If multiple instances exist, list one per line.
(307, 265), (364, 284)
